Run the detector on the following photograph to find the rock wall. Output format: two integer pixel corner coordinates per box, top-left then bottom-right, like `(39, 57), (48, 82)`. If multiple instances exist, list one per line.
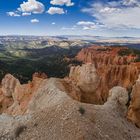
(0, 73), (47, 115)
(68, 63), (101, 103)
(76, 46), (139, 102)
(127, 75), (140, 128)
(0, 46), (140, 130)
(0, 79), (140, 140)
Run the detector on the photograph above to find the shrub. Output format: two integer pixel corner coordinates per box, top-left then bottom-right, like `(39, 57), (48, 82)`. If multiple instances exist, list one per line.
(78, 106), (85, 115)
(118, 49), (133, 56)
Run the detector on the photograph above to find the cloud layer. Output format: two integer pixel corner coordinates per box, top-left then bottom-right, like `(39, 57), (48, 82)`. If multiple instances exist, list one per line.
(30, 18), (39, 23)
(7, 12), (20, 17)
(50, 0), (74, 6)
(22, 12), (31, 16)
(6, 0), (74, 17)
(19, 0), (45, 14)
(82, 0), (140, 29)
(47, 7), (65, 14)
(77, 21), (104, 30)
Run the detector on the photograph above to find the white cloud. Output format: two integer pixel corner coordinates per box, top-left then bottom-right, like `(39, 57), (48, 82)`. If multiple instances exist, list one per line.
(30, 18), (39, 23)
(7, 12), (20, 17)
(77, 21), (103, 30)
(50, 0), (74, 6)
(52, 22), (56, 25)
(99, 7), (120, 14)
(122, 0), (140, 6)
(77, 21), (95, 26)
(22, 12), (31, 16)
(47, 7), (65, 15)
(61, 26), (76, 30)
(19, 0), (45, 14)
(82, 0), (140, 29)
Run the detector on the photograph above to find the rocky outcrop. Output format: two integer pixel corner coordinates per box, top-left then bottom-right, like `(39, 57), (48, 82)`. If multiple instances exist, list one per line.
(67, 62), (138, 104)
(76, 46), (136, 65)
(69, 63), (99, 93)
(97, 64), (138, 102)
(76, 46), (139, 103)
(127, 75), (140, 128)
(68, 63), (101, 103)
(107, 86), (128, 107)
(0, 80), (140, 140)
(0, 64), (140, 139)
(1, 74), (20, 97)
(0, 73), (47, 115)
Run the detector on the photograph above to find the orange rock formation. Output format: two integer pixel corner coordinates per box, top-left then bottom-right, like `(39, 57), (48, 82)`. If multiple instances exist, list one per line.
(0, 46), (140, 129)
(127, 75), (140, 128)
(76, 46), (139, 102)
(0, 72), (47, 115)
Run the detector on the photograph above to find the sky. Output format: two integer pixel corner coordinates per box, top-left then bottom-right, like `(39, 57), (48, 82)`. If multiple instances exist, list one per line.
(0, 0), (140, 37)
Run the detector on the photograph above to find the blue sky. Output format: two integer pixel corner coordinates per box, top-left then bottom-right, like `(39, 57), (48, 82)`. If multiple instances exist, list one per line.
(0, 0), (140, 37)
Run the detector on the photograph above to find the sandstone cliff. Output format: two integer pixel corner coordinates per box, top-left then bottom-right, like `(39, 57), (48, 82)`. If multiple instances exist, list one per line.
(76, 46), (139, 102)
(0, 72), (47, 115)
(0, 46), (140, 140)
(127, 75), (140, 128)
(68, 63), (100, 103)
(0, 78), (140, 140)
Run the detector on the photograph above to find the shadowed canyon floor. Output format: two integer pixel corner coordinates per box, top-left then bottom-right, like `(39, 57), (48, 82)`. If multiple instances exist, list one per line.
(0, 46), (140, 140)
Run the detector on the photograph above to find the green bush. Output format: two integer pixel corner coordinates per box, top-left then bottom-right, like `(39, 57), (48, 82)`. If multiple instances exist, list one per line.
(118, 49), (133, 56)
(78, 106), (85, 115)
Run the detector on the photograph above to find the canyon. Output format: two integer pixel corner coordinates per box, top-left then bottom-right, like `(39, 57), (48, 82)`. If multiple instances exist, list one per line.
(76, 46), (140, 103)
(0, 46), (140, 139)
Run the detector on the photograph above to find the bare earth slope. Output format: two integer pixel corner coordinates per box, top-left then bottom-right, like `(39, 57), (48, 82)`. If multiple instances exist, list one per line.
(0, 78), (140, 140)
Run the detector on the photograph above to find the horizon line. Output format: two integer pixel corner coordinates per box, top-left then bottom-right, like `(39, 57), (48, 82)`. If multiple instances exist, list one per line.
(0, 34), (140, 38)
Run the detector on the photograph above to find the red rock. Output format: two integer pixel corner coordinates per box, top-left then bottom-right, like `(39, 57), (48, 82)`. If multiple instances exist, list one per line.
(67, 63), (101, 104)
(127, 75), (140, 127)
(0, 72), (47, 115)
(1, 74), (20, 97)
(76, 46), (139, 103)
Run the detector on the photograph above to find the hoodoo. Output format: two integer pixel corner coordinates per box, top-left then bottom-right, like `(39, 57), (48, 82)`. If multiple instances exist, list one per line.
(76, 46), (139, 102)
